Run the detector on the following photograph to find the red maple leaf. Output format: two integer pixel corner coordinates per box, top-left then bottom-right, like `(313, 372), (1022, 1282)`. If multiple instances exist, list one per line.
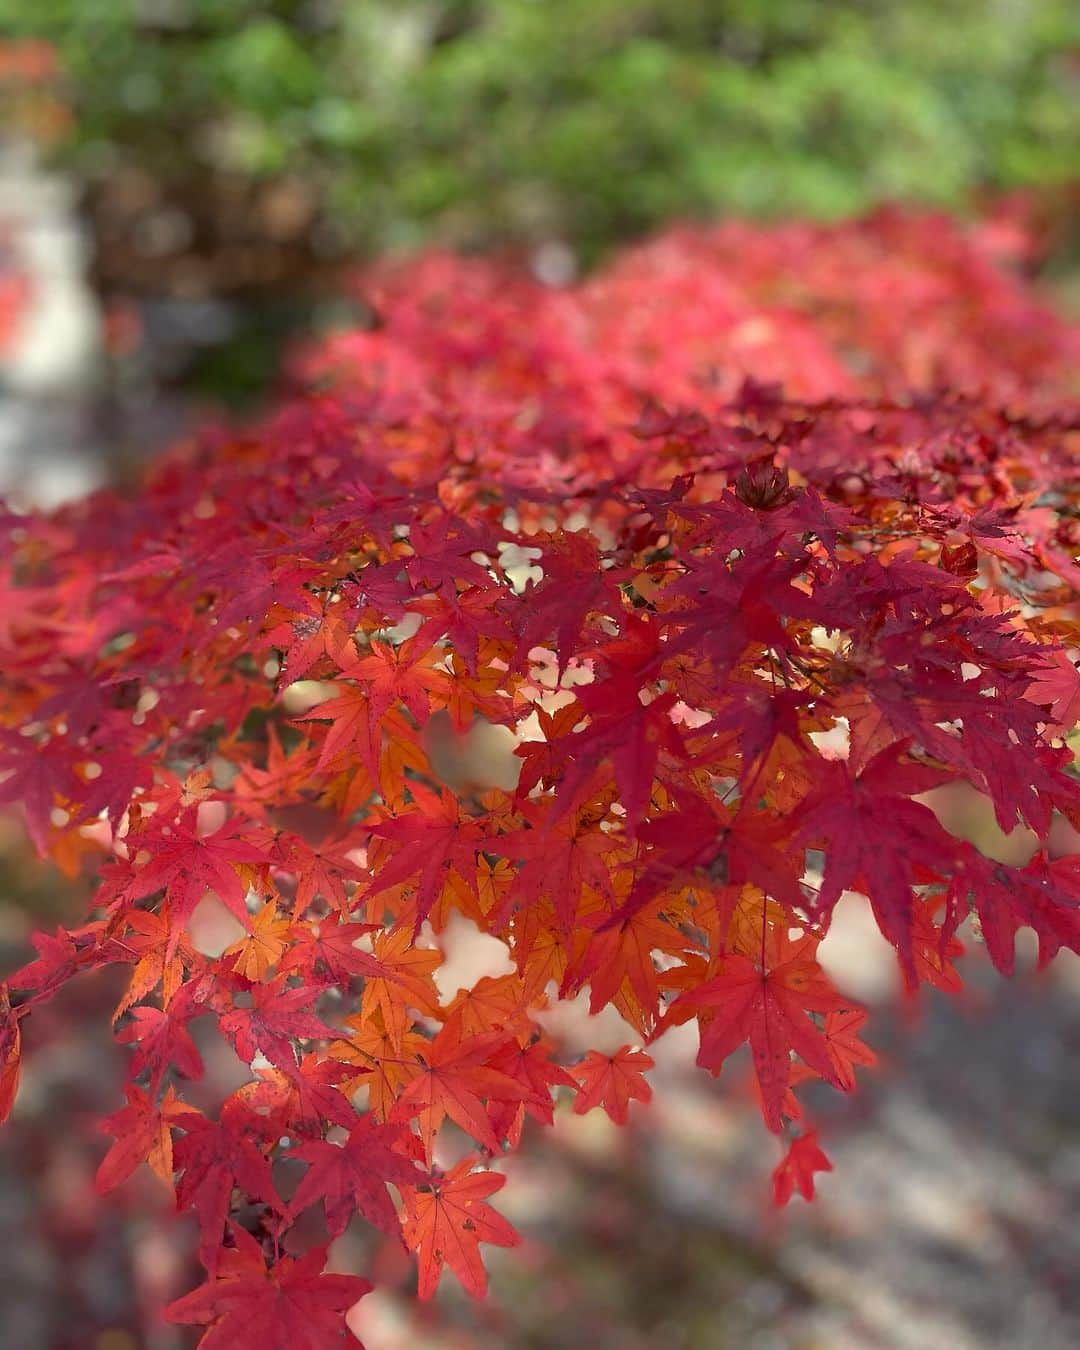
(164, 1225), (371, 1349)
(790, 741), (956, 977)
(817, 1008), (878, 1091)
(96, 1083), (187, 1193)
(287, 1114), (423, 1237)
(219, 977), (336, 1073)
(272, 832), (369, 918)
(265, 603), (353, 688)
(0, 985), (21, 1126)
(401, 1161), (520, 1300)
(117, 1001), (204, 1090)
(571, 1046), (654, 1125)
(772, 1128), (833, 1205)
(410, 582), (510, 677)
(365, 783), (482, 933)
(7, 926), (82, 1001)
(1023, 648), (1080, 734)
(0, 732), (80, 854)
(279, 914), (386, 986)
(486, 1037), (577, 1146)
(663, 930), (850, 1131)
(235, 1055), (359, 1138)
(340, 636), (448, 727)
(948, 848), (1080, 975)
(292, 685), (379, 780)
(124, 811), (269, 958)
(390, 1023), (532, 1159)
(492, 799), (617, 933)
(172, 1101), (282, 1272)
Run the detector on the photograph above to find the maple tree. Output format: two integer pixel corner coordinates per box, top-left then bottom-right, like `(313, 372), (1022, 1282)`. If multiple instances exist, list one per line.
(0, 208), (1078, 1346)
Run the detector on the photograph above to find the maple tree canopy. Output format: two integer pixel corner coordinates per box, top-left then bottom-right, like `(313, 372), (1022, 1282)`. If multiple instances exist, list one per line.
(0, 209), (1078, 1346)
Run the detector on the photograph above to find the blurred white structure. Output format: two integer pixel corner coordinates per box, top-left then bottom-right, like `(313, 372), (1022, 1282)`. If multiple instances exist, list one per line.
(0, 143), (105, 508)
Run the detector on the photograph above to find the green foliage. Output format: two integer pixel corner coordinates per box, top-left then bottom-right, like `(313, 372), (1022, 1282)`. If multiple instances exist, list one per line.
(4, 0), (1078, 260)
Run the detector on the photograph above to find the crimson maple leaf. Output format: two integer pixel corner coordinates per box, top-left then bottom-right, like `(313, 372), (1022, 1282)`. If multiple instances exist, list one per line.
(1023, 648), (1080, 734)
(948, 847), (1080, 975)
(0, 732), (80, 854)
(567, 899), (689, 1036)
(410, 581), (510, 677)
(662, 931), (850, 1132)
(219, 977), (336, 1073)
(235, 1055), (359, 1138)
(265, 604), (353, 688)
(278, 914), (386, 986)
(511, 530), (626, 675)
(287, 1114), (423, 1237)
(124, 811), (269, 958)
(0, 985), (21, 1126)
(396, 513), (495, 597)
(816, 1009), (878, 1092)
(232, 724), (321, 814)
(705, 682), (809, 796)
(486, 1037), (577, 1147)
(790, 741), (955, 976)
(172, 1101), (282, 1272)
(608, 787), (805, 929)
(117, 1001), (204, 1090)
(72, 744), (154, 830)
(292, 685), (379, 780)
(274, 832), (368, 917)
(550, 620), (687, 826)
(340, 636), (448, 727)
(164, 1224), (371, 1349)
(6, 925), (88, 1003)
(492, 798), (617, 933)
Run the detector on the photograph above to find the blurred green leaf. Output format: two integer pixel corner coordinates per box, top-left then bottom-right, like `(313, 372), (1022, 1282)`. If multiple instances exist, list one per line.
(1, 0), (1075, 262)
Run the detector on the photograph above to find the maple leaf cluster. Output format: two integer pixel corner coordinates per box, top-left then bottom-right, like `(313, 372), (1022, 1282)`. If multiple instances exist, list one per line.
(0, 208), (1078, 1346)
